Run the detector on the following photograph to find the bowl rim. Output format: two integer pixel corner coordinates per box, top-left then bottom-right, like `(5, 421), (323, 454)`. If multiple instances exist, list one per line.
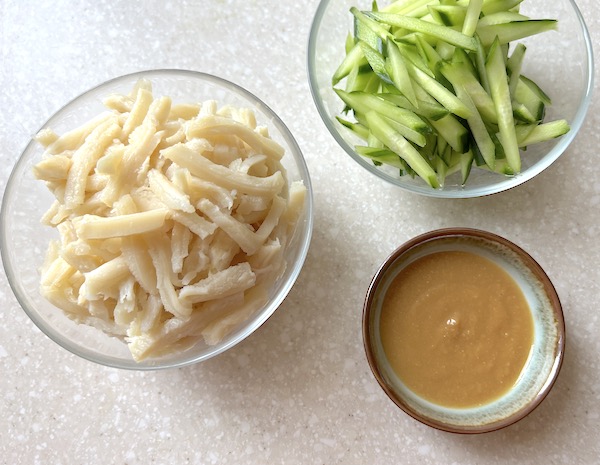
(1, 68), (314, 371)
(362, 227), (566, 433)
(307, 0), (595, 198)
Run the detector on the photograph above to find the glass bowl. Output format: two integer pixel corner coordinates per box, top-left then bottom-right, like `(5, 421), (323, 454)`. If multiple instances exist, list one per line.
(363, 228), (565, 433)
(308, 0), (594, 198)
(1, 69), (314, 370)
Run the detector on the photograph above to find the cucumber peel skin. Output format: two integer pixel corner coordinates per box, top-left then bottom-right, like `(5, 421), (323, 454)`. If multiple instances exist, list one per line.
(331, 0), (570, 189)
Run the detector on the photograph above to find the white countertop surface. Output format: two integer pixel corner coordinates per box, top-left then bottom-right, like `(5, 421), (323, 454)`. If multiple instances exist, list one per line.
(1, 1), (599, 463)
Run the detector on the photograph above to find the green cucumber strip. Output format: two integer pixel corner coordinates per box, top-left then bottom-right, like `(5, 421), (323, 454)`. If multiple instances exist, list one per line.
(355, 146), (406, 169)
(436, 41), (456, 61)
(414, 34), (454, 87)
(445, 153), (464, 178)
(516, 119), (570, 146)
(382, 0), (432, 15)
(412, 78), (437, 103)
(459, 148), (475, 185)
(366, 11), (478, 51)
(427, 114), (469, 153)
(436, 134), (448, 159)
(403, 5), (431, 19)
(477, 11), (529, 27)
(459, 150), (474, 185)
(351, 7), (391, 43)
(441, 64), (496, 168)
(385, 40), (418, 106)
(336, 117), (370, 140)
(477, 20), (558, 47)
(436, 153), (449, 185)
(512, 123), (536, 144)
(358, 40), (393, 84)
(501, 42), (510, 63)
(378, 93), (449, 120)
(480, 157), (515, 175)
(490, 131), (506, 159)
(345, 32), (354, 54)
(406, 61), (471, 119)
(354, 109), (427, 147)
(458, 88), (496, 169)
(421, 133), (438, 161)
(380, 81), (401, 95)
(512, 101), (540, 123)
(378, 114), (428, 147)
(332, 43), (367, 85)
(385, 1), (431, 19)
(395, 40), (436, 78)
(441, 141), (453, 165)
(471, 136), (487, 166)
(474, 35), (491, 94)
(414, 34), (442, 73)
(462, 0), (483, 36)
(486, 38), (521, 172)
(367, 130), (385, 148)
(355, 20), (380, 51)
(366, 111), (440, 187)
(451, 46), (477, 78)
(344, 64), (362, 94)
(345, 65), (381, 93)
(334, 89), (429, 133)
(428, 5), (467, 28)
(450, 74), (498, 124)
(439, 0), (467, 5)
(507, 43), (526, 97)
(514, 77), (546, 121)
(519, 74), (551, 104)
(481, 0), (524, 16)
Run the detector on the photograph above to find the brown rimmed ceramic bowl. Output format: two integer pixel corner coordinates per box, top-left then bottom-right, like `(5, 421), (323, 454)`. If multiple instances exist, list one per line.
(363, 228), (565, 433)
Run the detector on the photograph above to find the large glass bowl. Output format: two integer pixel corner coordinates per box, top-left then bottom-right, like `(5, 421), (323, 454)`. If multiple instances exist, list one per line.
(1, 69), (314, 370)
(308, 0), (594, 198)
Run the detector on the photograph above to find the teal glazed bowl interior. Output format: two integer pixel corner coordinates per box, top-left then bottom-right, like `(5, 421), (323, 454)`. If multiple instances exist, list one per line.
(1, 69), (314, 370)
(363, 228), (565, 433)
(308, 0), (594, 198)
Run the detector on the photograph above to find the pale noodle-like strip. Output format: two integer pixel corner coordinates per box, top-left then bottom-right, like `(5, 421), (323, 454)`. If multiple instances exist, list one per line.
(179, 262), (256, 304)
(73, 209), (169, 240)
(186, 115), (285, 160)
(64, 119), (121, 209)
(162, 143), (285, 196)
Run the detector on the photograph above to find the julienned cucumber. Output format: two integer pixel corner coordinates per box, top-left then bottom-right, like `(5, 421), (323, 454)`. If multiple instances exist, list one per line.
(332, 0), (570, 188)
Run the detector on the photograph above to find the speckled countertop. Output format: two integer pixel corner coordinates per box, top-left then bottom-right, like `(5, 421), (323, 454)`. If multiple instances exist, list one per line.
(1, 1), (599, 464)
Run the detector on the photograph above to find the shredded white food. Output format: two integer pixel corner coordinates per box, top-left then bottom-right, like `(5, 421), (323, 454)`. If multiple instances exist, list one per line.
(33, 79), (306, 362)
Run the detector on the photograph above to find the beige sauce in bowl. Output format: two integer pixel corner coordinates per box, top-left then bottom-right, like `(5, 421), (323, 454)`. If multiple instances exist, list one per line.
(380, 250), (534, 408)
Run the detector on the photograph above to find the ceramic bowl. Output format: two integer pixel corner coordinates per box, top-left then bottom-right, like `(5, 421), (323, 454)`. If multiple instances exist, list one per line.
(308, 0), (594, 197)
(363, 228), (565, 433)
(1, 69), (314, 370)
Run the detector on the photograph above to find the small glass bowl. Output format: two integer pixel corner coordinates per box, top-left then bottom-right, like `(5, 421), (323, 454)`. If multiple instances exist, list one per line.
(363, 228), (565, 433)
(308, 0), (594, 197)
(1, 69), (314, 370)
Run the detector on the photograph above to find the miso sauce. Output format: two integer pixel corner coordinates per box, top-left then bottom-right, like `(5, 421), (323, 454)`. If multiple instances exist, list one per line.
(380, 250), (534, 408)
